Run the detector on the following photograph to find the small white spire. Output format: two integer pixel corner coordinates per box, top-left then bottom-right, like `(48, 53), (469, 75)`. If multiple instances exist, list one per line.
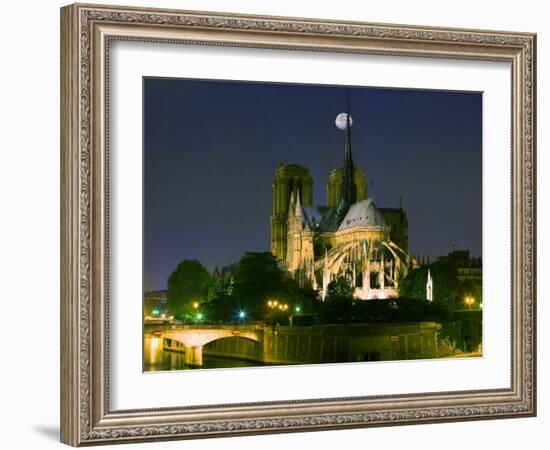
(288, 189), (295, 211)
(295, 188), (301, 216)
(426, 269), (433, 302)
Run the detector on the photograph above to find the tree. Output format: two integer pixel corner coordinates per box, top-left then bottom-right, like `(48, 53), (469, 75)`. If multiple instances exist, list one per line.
(439, 250), (471, 266)
(319, 276), (354, 323)
(204, 275), (237, 323)
(398, 259), (459, 308)
(277, 275), (321, 315)
(353, 299), (394, 322)
(167, 260), (212, 320)
(206, 274), (233, 302)
(326, 275), (354, 300)
(231, 252), (288, 318)
(397, 267), (427, 300)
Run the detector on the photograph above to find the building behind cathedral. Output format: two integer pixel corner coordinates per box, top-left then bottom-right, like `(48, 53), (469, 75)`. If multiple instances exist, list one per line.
(270, 98), (411, 300)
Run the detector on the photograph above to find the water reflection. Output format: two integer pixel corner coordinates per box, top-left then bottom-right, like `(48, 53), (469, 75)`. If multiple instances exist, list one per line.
(144, 336), (263, 371)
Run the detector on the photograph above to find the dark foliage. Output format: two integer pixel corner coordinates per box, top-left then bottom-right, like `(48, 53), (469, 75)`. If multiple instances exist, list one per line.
(319, 276), (354, 323)
(231, 252), (289, 318)
(398, 249), (482, 310)
(318, 297), (452, 324)
(167, 260), (212, 319)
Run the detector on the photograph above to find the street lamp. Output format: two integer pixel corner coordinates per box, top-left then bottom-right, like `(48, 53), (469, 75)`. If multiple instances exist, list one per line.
(267, 300), (283, 310)
(238, 310), (246, 322)
(464, 296), (475, 310)
(193, 301), (200, 310)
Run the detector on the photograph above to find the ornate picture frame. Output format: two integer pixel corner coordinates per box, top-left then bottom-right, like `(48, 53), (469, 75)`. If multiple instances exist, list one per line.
(60, 3), (536, 446)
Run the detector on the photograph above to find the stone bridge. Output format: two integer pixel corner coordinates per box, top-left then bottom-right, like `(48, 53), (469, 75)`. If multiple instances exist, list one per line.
(161, 326), (263, 366)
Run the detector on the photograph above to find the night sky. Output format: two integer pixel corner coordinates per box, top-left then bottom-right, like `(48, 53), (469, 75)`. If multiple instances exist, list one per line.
(144, 78), (482, 291)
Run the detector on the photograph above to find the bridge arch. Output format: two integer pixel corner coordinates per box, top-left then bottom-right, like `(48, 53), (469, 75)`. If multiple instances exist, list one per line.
(203, 335), (263, 363)
(161, 328), (262, 366)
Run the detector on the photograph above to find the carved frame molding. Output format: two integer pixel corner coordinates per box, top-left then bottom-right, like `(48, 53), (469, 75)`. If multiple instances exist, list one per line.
(60, 3), (536, 446)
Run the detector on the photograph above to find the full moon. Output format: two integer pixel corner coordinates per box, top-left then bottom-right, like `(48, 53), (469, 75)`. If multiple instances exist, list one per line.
(335, 112), (353, 130)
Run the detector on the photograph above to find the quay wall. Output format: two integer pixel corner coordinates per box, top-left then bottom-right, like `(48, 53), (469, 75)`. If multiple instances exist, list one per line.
(191, 322), (441, 364)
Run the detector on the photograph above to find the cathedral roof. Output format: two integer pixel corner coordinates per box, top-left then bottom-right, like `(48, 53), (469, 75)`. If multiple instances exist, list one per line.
(300, 206), (321, 228)
(298, 198), (388, 233)
(300, 206), (340, 232)
(338, 198), (388, 231)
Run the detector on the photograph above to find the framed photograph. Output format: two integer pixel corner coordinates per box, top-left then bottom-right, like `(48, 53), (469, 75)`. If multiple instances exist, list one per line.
(60, 3), (536, 446)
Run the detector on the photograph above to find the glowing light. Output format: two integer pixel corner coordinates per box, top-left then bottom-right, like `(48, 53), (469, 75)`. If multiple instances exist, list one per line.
(196, 313), (204, 321)
(193, 302), (200, 309)
(464, 296), (475, 309)
(239, 311), (246, 319)
(295, 306), (301, 313)
(152, 309), (159, 316)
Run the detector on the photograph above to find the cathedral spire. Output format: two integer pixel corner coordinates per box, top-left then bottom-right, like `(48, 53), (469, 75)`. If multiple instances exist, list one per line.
(341, 90), (357, 212)
(294, 188), (301, 217)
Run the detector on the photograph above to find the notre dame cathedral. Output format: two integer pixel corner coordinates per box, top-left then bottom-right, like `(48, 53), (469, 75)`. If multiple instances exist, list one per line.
(270, 97), (411, 300)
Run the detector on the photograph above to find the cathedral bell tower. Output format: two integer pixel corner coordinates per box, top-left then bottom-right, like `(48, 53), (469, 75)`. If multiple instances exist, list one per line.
(270, 164), (313, 262)
(327, 167), (367, 208)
